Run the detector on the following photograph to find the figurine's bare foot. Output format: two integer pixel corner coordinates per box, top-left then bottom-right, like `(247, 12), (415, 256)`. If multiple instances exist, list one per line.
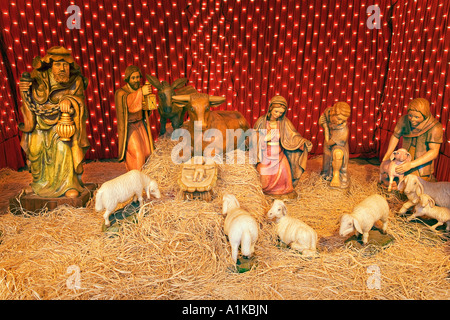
(65, 189), (79, 198)
(330, 174), (341, 188)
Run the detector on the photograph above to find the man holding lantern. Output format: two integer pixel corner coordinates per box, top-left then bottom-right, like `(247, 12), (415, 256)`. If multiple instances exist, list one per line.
(115, 65), (154, 171)
(18, 46), (89, 198)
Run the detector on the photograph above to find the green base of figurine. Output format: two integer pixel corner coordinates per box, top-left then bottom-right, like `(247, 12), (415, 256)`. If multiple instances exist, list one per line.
(9, 183), (97, 215)
(102, 200), (141, 233)
(235, 256), (257, 273)
(344, 228), (395, 251)
(275, 238), (319, 257)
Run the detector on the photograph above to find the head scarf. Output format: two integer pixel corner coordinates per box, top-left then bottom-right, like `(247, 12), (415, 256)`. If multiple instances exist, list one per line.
(404, 98), (438, 138)
(407, 98), (431, 119)
(32, 46), (76, 70)
(268, 95), (288, 119)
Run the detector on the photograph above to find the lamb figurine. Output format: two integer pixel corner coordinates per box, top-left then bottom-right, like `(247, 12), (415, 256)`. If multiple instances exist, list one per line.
(95, 170), (161, 226)
(407, 194), (450, 231)
(222, 194), (259, 264)
(379, 148), (411, 192)
(339, 194), (390, 244)
(397, 175), (450, 215)
(267, 200), (318, 256)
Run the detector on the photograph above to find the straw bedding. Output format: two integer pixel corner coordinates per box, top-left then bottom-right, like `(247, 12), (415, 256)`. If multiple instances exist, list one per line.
(0, 136), (448, 300)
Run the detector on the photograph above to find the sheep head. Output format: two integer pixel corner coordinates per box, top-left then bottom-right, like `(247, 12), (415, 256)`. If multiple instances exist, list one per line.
(267, 199), (286, 222)
(222, 193), (240, 215)
(390, 148), (411, 162)
(339, 214), (363, 237)
(146, 179), (161, 199)
(398, 175), (424, 197)
(418, 194), (435, 208)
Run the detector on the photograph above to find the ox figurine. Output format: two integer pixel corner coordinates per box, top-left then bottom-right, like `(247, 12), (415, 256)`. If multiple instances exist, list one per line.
(146, 75), (197, 135)
(172, 93), (250, 157)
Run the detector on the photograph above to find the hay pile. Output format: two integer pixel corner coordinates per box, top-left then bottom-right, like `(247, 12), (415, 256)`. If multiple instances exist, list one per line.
(0, 136), (448, 300)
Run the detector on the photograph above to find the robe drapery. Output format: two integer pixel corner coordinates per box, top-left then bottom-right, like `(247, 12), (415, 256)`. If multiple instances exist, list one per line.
(253, 98), (312, 194)
(393, 114), (443, 178)
(114, 84), (151, 171)
(19, 58), (90, 197)
(318, 106), (350, 185)
(255, 121), (294, 195)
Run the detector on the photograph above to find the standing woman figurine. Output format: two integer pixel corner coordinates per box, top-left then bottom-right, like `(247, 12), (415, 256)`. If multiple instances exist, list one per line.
(381, 98), (443, 183)
(253, 95), (313, 197)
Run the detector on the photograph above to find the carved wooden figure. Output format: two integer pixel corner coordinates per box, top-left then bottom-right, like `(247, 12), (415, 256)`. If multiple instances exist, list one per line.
(115, 65), (153, 171)
(381, 98), (443, 184)
(319, 102), (351, 189)
(253, 95), (312, 197)
(18, 46), (90, 199)
(146, 75), (197, 135)
(172, 93), (250, 157)
(178, 156), (218, 201)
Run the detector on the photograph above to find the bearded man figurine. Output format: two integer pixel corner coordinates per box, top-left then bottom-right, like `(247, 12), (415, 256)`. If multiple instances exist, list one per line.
(114, 65), (153, 171)
(18, 46), (90, 198)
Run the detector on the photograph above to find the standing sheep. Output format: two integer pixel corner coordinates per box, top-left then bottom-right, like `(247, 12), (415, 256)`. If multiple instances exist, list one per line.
(222, 194), (259, 264)
(339, 194), (390, 244)
(95, 170), (161, 226)
(407, 194), (450, 231)
(267, 199), (318, 256)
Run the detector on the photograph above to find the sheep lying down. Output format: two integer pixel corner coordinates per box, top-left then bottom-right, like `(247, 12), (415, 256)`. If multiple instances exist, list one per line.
(95, 170), (161, 226)
(397, 175), (450, 215)
(267, 200), (318, 256)
(407, 194), (450, 231)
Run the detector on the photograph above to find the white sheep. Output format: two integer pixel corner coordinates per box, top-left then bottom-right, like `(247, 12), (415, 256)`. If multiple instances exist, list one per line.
(267, 199), (318, 256)
(339, 194), (390, 244)
(397, 175), (450, 215)
(407, 194), (450, 231)
(222, 194), (259, 264)
(95, 170), (161, 226)
(379, 148), (411, 192)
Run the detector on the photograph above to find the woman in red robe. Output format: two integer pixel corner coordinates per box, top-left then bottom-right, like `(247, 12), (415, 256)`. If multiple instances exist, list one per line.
(253, 96), (313, 196)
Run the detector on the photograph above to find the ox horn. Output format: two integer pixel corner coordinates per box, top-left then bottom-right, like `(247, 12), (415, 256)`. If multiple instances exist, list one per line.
(172, 95), (191, 103)
(208, 95), (226, 106)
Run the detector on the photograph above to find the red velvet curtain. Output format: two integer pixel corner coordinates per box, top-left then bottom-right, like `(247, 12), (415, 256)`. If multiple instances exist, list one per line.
(0, 0), (448, 181)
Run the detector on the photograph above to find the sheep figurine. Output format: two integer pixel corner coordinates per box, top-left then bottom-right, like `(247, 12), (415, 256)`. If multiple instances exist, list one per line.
(222, 194), (259, 264)
(267, 199), (318, 256)
(397, 175), (450, 215)
(95, 170), (161, 226)
(339, 194), (390, 244)
(407, 194), (450, 231)
(379, 148), (411, 192)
